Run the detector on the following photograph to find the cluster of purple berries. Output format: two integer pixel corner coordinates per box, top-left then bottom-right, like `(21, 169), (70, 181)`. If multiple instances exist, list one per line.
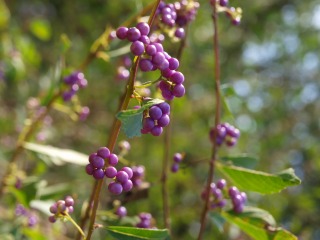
(62, 71), (88, 102)
(141, 102), (171, 136)
(209, 122), (240, 147)
(155, 0), (199, 39)
(136, 212), (153, 228)
(116, 22), (185, 100)
(85, 147), (134, 195)
(201, 179), (247, 213)
(15, 204), (38, 227)
(171, 152), (184, 173)
(48, 196), (75, 223)
(211, 0), (242, 25)
(131, 165), (146, 187)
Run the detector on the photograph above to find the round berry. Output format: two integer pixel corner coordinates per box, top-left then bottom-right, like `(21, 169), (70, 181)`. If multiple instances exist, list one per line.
(168, 58), (179, 70)
(121, 167), (133, 179)
(228, 186), (240, 197)
(219, 0), (228, 7)
(136, 22), (150, 36)
(170, 71), (184, 84)
(85, 164), (94, 175)
(171, 163), (179, 173)
(149, 106), (163, 120)
(116, 206), (127, 217)
(49, 204), (58, 214)
(139, 35), (150, 44)
(145, 44), (157, 56)
(152, 52), (166, 66)
(57, 200), (66, 212)
(173, 153), (183, 163)
(67, 206), (74, 213)
(216, 179), (227, 189)
(64, 196), (74, 207)
(127, 27), (141, 42)
(151, 126), (163, 136)
(174, 28), (185, 39)
(105, 166), (117, 178)
(108, 182), (123, 195)
(158, 102), (170, 115)
(108, 153), (119, 166)
(48, 215), (57, 223)
(153, 43), (164, 52)
(93, 169), (105, 179)
(226, 137), (237, 147)
(122, 179), (133, 192)
(142, 117), (155, 131)
(91, 155), (105, 169)
(116, 27), (128, 40)
(130, 41), (145, 56)
(97, 147), (110, 159)
(162, 68), (174, 78)
(116, 171), (129, 183)
(172, 84), (185, 97)
(139, 59), (154, 72)
(158, 114), (170, 127)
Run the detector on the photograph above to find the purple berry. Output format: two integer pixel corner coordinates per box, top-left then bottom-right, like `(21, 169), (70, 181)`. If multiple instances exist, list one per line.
(130, 41), (145, 56)
(57, 200), (66, 212)
(170, 71), (184, 84)
(49, 204), (58, 214)
(116, 206), (127, 217)
(216, 179), (227, 189)
(79, 106), (90, 121)
(105, 166), (117, 178)
(226, 137), (237, 147)
(91, 155), (105, 169)
(108, 182), (123, 195)
(233, 204), (244, 213)
(108, 153), (119, 166)
(85, 164), (94, 175)
(121, 167), (133, 179)
(219, 0), (228, 7)
(228, 186), (240, 197)
(152, 52), (166, 66)
(149, 106), (163, 120)
(158, 114), (170, 127)
(64, 196), (74, 207)
(158, 102), (170, 115)
(172, 84), (185, 97)
(173, 153), (183, 163)
(153, 43), (164, 52)
(139, 35), (150, 44)
(162, 68), (174, 78)
(116, 171), (129, 183)
(168, 58), (179, 70)
(142, 117), (155, 131)
(136, 22), (150, 36)
(97, 147), (110, 159)
(116, 27), (128, 40)
(139, 59), (154, 72)
(212, 188), (222, 200)
(93, 169), (105, 179)
(151, 126), (163, 136)
(171, 163), (179, 172)
(158, 59), (170, 70)
(67, 206), (74, 213)
(127, 27), (141, 42)
(145, 44), (157, 56)
(122, 179), (133, 192)
(48, 215), (57, 223)
(174, 28), (185, 38)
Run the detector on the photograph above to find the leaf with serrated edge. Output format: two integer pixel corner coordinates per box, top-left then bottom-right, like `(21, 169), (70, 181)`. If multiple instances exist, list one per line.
(23, 142), (88, 165)
(106, 226), (169, 240)
(216, 162), (301, 194)
(221, 207), (297, 240)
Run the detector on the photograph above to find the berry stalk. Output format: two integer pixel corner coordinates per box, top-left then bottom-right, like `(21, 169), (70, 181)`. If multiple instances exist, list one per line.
(197, 2), (221, 239)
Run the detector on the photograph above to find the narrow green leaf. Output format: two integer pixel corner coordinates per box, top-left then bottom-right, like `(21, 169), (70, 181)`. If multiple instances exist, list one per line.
(216, 162), (301, 194)
(29, 18), (51, 41)
(116, 98), (164, 138)
(209, 212), (226, 233)
(106, 226), (169, 240)
(23, 142), (88, 166)
(221, 207), (297, 240)
(220, 155), (258, 169)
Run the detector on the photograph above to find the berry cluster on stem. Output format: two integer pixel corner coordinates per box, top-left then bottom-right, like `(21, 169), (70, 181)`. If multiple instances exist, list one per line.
(62, 71), (88, 102)
(211, 0), (242, 25)
(201, 179), (247, 213)
(48, 195), (75, 223)
(171, 152), (184, 173)
(136, 212), (153, 228)
(141, 101), (171, 136)
(209, 122), (240, 147)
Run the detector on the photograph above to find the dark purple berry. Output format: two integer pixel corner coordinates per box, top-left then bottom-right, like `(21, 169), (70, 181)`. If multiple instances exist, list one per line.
(139, 35), (150, 44)
(130, 41), (145, 56)
(48, 215), (57, 223)
(158, 114), (170, 127)
(127, 27), (141, 42)
(121, 167), (133, 179)
(105, 166), (117, 178)
(171, 163), (179, 172)
(108, 153), (119, 166)
(116, 171), (129, 183)
(168, 58), (179, 70)
(219, 0), (228, 7)
(172, 84), (185, 97)
(85, 164), (94, 175)
(152, 52), (166, 66)
(142, 117), (155, 131)
(174, 28), (185, 39)
(49, 204), (58, 214)
(216, 179), (227, 189)
(170, 71), (184, 84)
(93, 169), (105, 179)
(91, 155), (105, 169)
(64, 196), (74, 207)
(149, 106), (163, 120)
(108, 182), (123, 195)
(116, 206), (127, 217)
(145, 44), (157, 56)
(116, 27), (128, 40)
(228, 186), (240, 197)
(139, 59), (154, 72)
(173, 153), (183, 163)
(136, 22), (150, 36)
(158, 102), (170, 115)
(122, 179), (133, 192)
(97, 147), (110, 159)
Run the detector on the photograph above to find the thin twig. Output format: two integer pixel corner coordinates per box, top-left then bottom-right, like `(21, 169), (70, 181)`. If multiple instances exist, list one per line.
(197, 2), (221, 239)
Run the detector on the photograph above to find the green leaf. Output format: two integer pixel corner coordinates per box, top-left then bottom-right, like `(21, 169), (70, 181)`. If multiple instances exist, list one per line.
(221, 84), (236, 120)
(116, 98), (164, 138)
(220, 155), (258, 169)
(216, 162), (301, 194)
(29, 18), (51, 41)
(209, 212), (225, 233)
(23, 142), (88, 166)
(30, 200), (55, 215)
(221, 207), (297, 240)
(106, 226), (169, 240)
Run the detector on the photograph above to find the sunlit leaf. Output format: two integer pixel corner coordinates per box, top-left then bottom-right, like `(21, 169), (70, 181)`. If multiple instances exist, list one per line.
(29, 18), (51, 41)
(216, 162), (301, 194)
(23, 142), (88, 166)
(106, 226), (169, 240)
(221, 207), (297, 240)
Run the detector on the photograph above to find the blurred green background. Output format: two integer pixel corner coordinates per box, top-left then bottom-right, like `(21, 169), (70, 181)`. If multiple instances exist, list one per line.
(0, 0), (319, 239)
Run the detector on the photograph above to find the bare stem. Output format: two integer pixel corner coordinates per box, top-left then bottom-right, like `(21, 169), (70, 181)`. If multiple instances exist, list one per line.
(197, 3), (221, 239)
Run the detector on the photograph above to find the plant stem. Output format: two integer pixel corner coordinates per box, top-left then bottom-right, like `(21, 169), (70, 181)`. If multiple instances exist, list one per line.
(65, 213), (87, 239)
(0, 92), (60, 198)
(197, 2), (221, 239)
(82, 2), (161, 239)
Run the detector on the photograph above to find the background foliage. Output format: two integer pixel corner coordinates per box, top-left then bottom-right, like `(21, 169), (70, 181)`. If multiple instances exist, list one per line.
(0, 0), (319, 239)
